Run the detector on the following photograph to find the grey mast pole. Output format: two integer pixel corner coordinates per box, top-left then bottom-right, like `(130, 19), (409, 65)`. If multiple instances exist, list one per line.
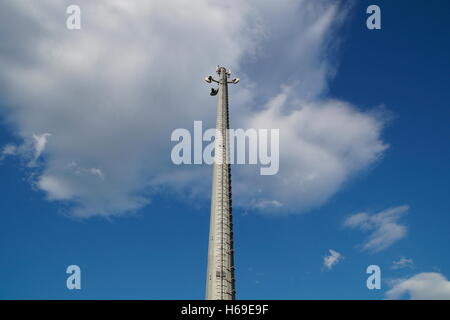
(204, 66), (239, 300)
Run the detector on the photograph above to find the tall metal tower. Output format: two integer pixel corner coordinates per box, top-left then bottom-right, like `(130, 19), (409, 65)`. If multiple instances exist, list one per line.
(204, 66), (240, 300)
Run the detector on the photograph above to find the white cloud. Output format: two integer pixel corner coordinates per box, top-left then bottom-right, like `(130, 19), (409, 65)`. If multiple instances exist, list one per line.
(230, 90), (387, 213)
(250, 199), (283, 210)
(323, 249), (343, 270)
(89, 168), (105, 180)
(343, 205), (409, 252)
(1, 133), (50, 164)
(30, 132), (51, 165)
(0, 1), (388, 217)
(391, 256), (414, 270)
(386, 273), (450, 300)
(66, 161), (105, 180)
(37, 175), (74, 200)
(0, 144), (17, 160)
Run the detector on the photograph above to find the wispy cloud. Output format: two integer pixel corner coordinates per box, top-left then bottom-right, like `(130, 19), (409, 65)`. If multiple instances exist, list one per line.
(391, 256), (414, 270)
(0, 144), (17, 160)
(1, 132), (50, 165)
(386, 272), (450, 300)
(323, 249), (343, 270)
(343, 205), (409, 253)
(29, 133), (51, 166)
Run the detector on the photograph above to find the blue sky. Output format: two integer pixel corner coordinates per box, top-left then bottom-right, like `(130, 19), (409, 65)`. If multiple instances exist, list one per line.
(1, 0), (450, 299)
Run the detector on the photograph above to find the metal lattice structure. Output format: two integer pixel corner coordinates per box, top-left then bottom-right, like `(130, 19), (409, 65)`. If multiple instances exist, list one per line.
(205, 66), (239, 300)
